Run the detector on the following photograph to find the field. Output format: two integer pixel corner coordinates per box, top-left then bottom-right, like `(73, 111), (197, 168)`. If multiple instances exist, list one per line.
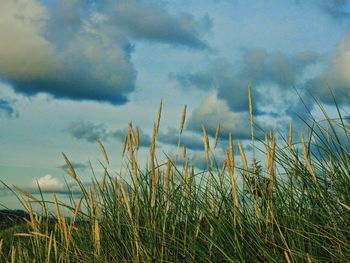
(1, 91), (350, 262)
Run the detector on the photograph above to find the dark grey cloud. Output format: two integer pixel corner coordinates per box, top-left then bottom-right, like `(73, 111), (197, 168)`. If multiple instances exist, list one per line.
(0, 0), (135, 105)
(0, 0), (209, 105)
(109, 0), (211, 49)
(58, 161), (89, 171)
(158, 127), (204, 150)
(318, 0), (350, 20)
(0, 98), (18, 118)
(67, 121), (152, 147)
(111, 127), (152, 147)
(306, 35), (350, 105)
(67, 121), (108, 142)
(171, 49), (320, 112)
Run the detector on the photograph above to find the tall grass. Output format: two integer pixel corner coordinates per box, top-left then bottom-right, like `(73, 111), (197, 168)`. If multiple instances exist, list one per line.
(1, 91), (350, 262)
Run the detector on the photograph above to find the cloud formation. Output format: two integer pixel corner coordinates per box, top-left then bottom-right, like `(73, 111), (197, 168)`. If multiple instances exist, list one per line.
(187, 92), (266, 141)
(158, 127), (204, 150)
(67, 121), (152, 147)
(318, 0), (350, 20)
(28, 174), (79, 194)
(108, 0), (211, 49)
(111, 127), (152, 147)
(67, 121), (108, 142)
(0, 98), (18, 118)
(171, 49), (320, 112)
(58, 161), (89, 171)
(0, 0), (209, 104)
(307, 35), (350, 104)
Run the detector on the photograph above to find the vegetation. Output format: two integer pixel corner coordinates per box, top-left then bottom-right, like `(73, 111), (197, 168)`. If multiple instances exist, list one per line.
(0, 89), (350, 262)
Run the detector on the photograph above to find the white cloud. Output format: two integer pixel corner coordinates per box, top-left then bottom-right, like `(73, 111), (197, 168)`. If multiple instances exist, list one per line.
(0, 0), (60, 80)
(30, 174), (67, 193)
(307, 35), (350, 104)
(187, 92), (264, 140)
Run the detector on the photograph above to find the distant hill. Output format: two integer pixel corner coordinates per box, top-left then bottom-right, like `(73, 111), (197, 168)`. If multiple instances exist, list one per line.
(0, 209), (29, 225)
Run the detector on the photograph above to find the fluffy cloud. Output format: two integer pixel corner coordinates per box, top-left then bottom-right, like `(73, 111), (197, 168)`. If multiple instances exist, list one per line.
(0, 0), (209, 104)
(0, 98), (18, 118)
(28, 174), (78, 194)
(171, 49), (319, 112)
(307, 35), (350, 104)
(187, 92), (266, 140)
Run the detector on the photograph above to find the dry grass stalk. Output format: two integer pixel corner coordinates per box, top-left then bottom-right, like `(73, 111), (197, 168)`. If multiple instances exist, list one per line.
(179, 104), (187, 135)
(87, 188), (95, 218)
(202, 126), (210, 163)
(53, 194), (61, 226)
(214, 124), (220, 149)
(135, 127), (140, 150)
(190, 162), (194, 195)
(288, 120), (293, 151)
(62, 153), (77, 180)
(11, 246), (16, 263)
(294, 150), (299, 176)
(164, 159), (171, 194)
(265, 134), (271, 170)
(284, 251), (292, 263)
(47, 232), (53, 262)
(127, 129), (138, 182)
(156, 100), (163, 134)
(119, 182), (132, 220)
(301, 133), (317, 182)
(97, 139), (109, 165)
(248, 85), (255, 160)
(237, 140), (248, 170)
(0, 239), (2, 257)
(228, 133), (238, 208)
(53, 234), (58, 260)
(220, 152), (228, 179)
(183, 145), (187, 159)
(94, 219), (101, 256)
(150, 122), (157, 206)
(184, 159), (189, 201)
(307, 254), (313, 263)
(128, 122), (136, 145)
(338, 201), (350, 212)
(70, 196), (83, 228)
(122, 133), (128, 157)
(13, 186), (41, 204)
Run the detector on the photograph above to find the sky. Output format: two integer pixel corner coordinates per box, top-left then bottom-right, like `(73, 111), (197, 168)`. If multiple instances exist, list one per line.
(1, 0), (350, 207)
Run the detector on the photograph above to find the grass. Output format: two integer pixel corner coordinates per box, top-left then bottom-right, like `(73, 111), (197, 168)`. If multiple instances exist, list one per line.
(1, 90), (350, 262)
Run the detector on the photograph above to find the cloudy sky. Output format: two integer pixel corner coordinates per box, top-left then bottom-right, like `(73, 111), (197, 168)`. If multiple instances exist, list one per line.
(1, 0), (350, 204)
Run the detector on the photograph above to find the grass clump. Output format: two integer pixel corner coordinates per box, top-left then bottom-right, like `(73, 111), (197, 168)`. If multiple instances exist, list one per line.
(1, 91), (350, 262)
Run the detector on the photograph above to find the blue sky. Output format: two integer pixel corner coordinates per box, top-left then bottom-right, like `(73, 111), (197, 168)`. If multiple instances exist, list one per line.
(0, 0), (350, 205)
